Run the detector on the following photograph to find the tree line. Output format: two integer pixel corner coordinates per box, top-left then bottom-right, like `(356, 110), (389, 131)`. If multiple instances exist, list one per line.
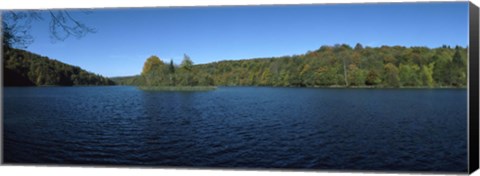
(3, 47), (115, 86)
(113, 54), (215, 87)
(115, 43), (468, 88)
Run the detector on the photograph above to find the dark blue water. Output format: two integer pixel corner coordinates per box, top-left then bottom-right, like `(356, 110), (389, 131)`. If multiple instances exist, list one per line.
(3, 86), (468, 172)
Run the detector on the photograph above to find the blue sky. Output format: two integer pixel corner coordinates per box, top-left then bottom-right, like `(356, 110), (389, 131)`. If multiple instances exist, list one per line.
(19, 2), (469, 77)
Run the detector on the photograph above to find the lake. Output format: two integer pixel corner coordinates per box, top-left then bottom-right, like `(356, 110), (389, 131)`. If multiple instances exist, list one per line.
(2, 86), (468, 172)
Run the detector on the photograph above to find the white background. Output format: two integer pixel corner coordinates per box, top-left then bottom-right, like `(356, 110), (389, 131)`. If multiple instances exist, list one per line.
(0, 0), (479, 176)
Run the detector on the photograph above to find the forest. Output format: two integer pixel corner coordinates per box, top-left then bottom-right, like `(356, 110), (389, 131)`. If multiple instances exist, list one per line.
(3, 47), (115, 86)
(113, 43), (467, 88)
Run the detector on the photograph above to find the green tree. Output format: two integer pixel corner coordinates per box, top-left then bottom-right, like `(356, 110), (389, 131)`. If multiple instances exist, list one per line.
(365, 70), (382, 86)
(167, 59), (176, 86)
(451, 46), (467, 86)
(420, 63), (435, 87)
(384, 63), (400, 87)
(300, 64), (314, 86)
(354, 43), (363, 51)
(347, 64), (366, 86)
(399, 64), (420, 86)
(261, 68), (272, 86)
(315, 66), (339, 86)
(169, 59), (175, 74)
(179, 54), (194, 86)
(180, 54), (193, 71)
(432, 51), (452, 86)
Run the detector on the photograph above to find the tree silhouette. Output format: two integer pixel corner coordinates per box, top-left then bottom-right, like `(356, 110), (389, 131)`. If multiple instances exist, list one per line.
(2, 10), (95, 49)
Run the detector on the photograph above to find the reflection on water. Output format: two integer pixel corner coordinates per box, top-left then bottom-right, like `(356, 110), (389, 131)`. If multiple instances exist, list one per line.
(3, 86), (467, 172)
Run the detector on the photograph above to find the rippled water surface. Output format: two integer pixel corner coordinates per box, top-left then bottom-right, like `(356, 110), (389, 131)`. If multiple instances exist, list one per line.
(3, 86), (467, 172)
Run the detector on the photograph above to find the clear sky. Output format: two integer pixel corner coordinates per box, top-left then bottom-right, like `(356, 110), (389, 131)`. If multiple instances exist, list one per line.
(19, 2), (468, 77)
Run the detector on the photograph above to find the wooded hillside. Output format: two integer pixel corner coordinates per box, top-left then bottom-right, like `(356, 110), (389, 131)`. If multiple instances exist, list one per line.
(115, 43), (468, 88)
(3, 47), (115, 86)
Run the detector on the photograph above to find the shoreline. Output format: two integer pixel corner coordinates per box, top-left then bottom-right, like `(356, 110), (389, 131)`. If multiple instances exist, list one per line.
(216, 85), (467, 89)
(138, 86), (217, 91)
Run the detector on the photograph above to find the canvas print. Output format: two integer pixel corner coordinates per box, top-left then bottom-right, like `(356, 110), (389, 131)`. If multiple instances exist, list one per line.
(1, 2), (474, 173)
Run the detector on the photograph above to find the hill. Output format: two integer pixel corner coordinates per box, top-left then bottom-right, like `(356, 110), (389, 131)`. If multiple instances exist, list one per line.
(3, 47), (115, 86)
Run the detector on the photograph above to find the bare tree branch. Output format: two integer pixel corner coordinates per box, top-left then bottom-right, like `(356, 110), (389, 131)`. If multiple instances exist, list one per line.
(2, 10), (95, 48)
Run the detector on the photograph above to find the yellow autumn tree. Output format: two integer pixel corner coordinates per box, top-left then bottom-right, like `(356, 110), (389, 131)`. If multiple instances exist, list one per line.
(142, 55), (164, 76)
